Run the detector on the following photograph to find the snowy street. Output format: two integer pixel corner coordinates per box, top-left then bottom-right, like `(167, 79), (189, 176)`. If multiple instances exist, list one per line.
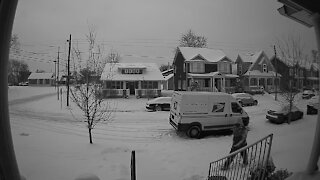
(8, 86), (320, 180)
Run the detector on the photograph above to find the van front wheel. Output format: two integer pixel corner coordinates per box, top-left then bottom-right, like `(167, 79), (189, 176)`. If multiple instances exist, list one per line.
(187, 126), (201, 138)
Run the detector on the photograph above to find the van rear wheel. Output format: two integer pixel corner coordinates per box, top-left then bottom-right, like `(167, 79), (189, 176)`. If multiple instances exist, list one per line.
(187, 126), (201, 138)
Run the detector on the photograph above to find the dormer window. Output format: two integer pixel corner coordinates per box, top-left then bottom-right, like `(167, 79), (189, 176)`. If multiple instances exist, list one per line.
(239, 64), (242, 75)
(121, 68), (143, 74)
(263, 64), (267, 72)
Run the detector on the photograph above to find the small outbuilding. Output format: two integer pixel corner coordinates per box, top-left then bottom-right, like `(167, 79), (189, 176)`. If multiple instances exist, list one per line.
(28, 72), (55, 86)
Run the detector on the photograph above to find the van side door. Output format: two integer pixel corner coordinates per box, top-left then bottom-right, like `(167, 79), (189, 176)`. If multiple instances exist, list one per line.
(229, 102), (244, 125)
(203, 102), (229, 130)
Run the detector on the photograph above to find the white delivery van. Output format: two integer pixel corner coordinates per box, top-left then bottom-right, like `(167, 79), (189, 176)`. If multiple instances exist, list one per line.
(169, 91), (249, 138)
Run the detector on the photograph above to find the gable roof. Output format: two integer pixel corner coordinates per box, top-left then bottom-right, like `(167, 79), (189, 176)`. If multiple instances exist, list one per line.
(100, 63), (164, 81)
(238, 51), (263, 63)
(247, 51), (273, 71)
(28, 72), (54, 79)
(178, 47), (232, 63)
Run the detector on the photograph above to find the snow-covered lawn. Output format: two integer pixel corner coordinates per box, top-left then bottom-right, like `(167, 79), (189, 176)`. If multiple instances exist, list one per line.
(8, 86), (320, 180)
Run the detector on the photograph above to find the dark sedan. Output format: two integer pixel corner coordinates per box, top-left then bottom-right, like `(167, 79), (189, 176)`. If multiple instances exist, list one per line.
(266, 105), (303, 124)
(307, 95), (319, 115)
(232, 93), (258, 106)
(145, 97), (172, 111)
(302, 90), (316, 99)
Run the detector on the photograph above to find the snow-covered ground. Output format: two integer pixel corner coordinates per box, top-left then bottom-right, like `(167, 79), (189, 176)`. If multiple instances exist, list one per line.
(8, 86), (320, 180)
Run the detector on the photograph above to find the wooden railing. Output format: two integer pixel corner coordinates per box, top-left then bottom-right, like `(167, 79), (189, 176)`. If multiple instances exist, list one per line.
(102, 89), (129, 98)
(135, 89), (161, 98)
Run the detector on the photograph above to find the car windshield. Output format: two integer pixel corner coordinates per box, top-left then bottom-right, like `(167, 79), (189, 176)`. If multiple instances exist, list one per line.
(233, 93), (250, 98)
(303, 90), (314, 94)
(151, 97), (171, 103)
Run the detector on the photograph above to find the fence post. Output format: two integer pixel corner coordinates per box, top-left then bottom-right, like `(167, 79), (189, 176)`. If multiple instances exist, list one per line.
(131, 150), (136, 180)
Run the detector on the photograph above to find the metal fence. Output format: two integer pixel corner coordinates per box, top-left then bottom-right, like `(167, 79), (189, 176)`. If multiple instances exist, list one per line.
(208, 134), (273, 180)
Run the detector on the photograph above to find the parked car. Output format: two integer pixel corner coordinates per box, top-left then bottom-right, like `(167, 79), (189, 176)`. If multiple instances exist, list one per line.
(307, 95), (319, 115)
(232, 93), (258, 106)
(266, 105), (303, 124)
(18, 81), (29, 86)
(145, 96), (172, 111)
(302, 90), (316, 99)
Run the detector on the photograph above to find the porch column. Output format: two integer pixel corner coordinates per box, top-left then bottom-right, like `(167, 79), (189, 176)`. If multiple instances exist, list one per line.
(222, 77), (225, 92)
(257, 78), (260, 87)
(212, 77), (215, 92)
(138, 81), (141, 89)
(123, 81), (126, 89)
(265, 78), (267, 90)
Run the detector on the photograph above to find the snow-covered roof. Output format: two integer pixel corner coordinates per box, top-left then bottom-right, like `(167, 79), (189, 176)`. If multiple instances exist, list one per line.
(161, 68), (173, 75)
(238, 51), (262, 63)
(188, 72), (238, 78)
(178, 47), (231, 63)
(28, 72), (54, 79)
(163, 73), (173, 81)
(100, 63), (164, 81)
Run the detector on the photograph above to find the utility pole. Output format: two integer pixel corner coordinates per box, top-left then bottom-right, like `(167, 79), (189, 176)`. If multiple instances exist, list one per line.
(53, 60), (57, 89)
(273, 45), (278, 101)
(67, 34), (71, 106)
(57, 47), (60, 100)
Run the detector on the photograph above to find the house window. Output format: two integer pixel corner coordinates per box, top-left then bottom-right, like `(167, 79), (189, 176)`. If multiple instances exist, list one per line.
(122, 69), (142, 74)
(267, 78), (273, 85)
(190, 62), (204, 73)
(107, 81), (123, 89)
(178, 80), (181, 89)
(183, 63), (186, 73)
(289, 68), (293, 76)
(238, 64), (242, 75)
(263, 64), (267, 72)
(45, 79), (50, 84)
(39, 79), (43, 84)
(141, 81), (158, 89)
(250, 78), (257, 86)
(219, 62), (230, 73)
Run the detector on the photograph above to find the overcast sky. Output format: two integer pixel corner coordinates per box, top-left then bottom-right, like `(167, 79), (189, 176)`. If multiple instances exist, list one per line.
(11, 0), (318, 72)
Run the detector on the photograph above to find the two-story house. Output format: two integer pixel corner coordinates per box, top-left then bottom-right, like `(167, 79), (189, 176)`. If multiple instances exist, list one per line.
(172, 47), (238, 93)
(100, 63), (163, 98)
(305, 62), (319, 90)
(271, 56), (319, 91)
(236, 51), (280, 93)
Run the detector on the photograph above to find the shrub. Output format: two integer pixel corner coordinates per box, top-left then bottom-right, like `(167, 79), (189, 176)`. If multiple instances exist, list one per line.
(269, 169), (293, 180)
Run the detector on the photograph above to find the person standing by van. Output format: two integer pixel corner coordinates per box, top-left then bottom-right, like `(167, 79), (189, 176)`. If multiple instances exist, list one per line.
(222, 119), (248, 170)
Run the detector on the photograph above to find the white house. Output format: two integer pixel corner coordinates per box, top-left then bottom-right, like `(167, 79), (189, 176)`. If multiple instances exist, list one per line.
(100, 63), (164, 98)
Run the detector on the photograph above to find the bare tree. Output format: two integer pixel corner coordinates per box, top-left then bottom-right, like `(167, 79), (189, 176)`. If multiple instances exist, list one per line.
(280, 88), (299, 124)
(159, 63), (173, 72)
(107, 49), (121, 63)
(70, 26), (115, 144)
(179, 29), (207, 48)
(276, 34), (307, 124)
(10, 33), (20, 54)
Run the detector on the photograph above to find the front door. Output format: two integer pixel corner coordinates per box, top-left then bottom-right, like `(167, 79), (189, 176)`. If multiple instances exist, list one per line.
(127, 82), (136, 95)
(215, 78), (221, 92)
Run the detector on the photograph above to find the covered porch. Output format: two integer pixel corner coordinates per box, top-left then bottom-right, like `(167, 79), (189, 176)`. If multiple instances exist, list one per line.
(186, 72), (239, 93)
(242, 75), (281, 93)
